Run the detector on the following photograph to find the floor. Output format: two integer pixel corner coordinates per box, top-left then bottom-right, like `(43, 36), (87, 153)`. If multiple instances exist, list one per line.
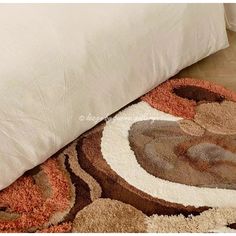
(176, 30), (236, 92)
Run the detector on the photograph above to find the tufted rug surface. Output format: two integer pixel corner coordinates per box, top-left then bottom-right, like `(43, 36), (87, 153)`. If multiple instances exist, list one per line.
(1, 78), (236, 233)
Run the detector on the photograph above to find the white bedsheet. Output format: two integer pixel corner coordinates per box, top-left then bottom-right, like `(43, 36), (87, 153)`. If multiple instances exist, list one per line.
(0, 4), (228, 190)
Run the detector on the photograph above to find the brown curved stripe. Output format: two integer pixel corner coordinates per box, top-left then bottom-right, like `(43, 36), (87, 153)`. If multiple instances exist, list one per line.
(61, 154), (92, 223)
(64, 142), (102, 201)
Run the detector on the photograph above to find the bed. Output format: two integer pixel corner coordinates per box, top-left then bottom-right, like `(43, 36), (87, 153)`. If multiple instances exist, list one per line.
(0, 3), (228, 190)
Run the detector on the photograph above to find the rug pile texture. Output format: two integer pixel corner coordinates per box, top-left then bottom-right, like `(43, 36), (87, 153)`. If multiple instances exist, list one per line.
(1, 78), (236, 233)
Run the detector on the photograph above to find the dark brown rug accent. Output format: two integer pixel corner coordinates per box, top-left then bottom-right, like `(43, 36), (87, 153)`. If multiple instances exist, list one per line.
(173, 85), (225, 103)
(0, 78), (236, 232)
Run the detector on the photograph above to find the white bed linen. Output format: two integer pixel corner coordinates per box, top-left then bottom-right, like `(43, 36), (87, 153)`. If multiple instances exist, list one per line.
(0, 4), (228, 190)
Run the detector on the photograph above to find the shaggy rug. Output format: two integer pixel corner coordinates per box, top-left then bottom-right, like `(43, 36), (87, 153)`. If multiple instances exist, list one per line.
(1, 78), (236, 233)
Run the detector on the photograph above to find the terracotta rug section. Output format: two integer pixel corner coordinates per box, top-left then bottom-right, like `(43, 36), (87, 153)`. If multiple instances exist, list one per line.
(141, 78), (236, 119)
(1, 78), (236, 232)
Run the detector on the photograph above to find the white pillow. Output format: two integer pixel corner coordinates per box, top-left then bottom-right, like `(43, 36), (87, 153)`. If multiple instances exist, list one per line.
(0, 4), (228, 190)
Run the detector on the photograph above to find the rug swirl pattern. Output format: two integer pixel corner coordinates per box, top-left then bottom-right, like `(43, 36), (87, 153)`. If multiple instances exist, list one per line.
(1, 78), (236, 233)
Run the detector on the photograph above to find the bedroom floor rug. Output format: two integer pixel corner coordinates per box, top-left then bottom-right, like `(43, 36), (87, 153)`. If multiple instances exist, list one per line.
(1, 78), (236, 233)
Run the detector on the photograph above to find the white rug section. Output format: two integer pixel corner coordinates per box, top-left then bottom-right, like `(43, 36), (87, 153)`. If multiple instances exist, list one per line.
(101, 101), (236, 208)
